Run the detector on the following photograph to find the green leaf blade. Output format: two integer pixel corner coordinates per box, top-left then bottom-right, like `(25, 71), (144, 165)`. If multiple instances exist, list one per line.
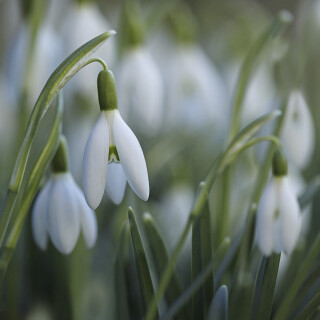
(128, 208), (158, 317)
(207, 285), (228, 320)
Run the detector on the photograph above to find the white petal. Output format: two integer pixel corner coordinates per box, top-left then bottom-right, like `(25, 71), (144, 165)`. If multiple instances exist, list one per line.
(281, 91), (315, 169)
(277, 178), (301, 254)
(46, 174), (81, 254)
(32, 180), (52, 250)
(82, 112), (109, 209)
(106, 162), (127, 204)
(73, 184), (98, 248)
(256, 180), (277, 256)
(113, 110), (149, 200)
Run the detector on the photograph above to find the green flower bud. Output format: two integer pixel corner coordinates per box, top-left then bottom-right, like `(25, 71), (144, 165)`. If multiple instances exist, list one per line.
(272, 149), (288, 177)
(97, 69), (118, 111)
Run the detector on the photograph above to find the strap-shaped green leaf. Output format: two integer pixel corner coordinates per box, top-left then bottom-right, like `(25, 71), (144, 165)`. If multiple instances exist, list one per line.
(161, 238), (230, 320)
(274, 233), (320, 320)
(251, 254), (281, 320)
(128, 208), (158, 317)
(295, 291), (320, 320)
(192, 199), (213, 318)
(115, 222), (131, 320)
(143, 213), (186, 317)
(207, 285), (228, 320)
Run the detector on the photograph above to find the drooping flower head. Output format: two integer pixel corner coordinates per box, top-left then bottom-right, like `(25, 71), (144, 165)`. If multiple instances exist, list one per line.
(32, 136), (97, 255)
(281, 91), (315, 169)
(82, 69), (149, 209)
(255, 149), (301, 256)
(117, 1), (164, 135)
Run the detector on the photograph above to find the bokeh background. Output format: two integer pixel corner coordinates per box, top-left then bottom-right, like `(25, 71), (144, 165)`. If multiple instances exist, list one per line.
(0, 0), (319, 319)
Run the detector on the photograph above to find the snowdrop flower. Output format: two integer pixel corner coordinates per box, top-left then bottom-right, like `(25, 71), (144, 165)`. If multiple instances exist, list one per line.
(61, 2), (115, 99)
(166, 44), (228, 131)
(6, 22), (63, 109)
(118, 47), (164, 135)
(32, 137), (97, 255)
(256, 150), (301, 256)
(82, 69), (149, 209)
(281, 90), (315, 169)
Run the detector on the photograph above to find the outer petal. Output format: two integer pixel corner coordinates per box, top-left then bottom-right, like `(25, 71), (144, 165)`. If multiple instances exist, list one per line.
(74, 184), (98, 248)
(113, 110), (149, 201)
(46, 174), (81, 254)
(106, 162), (127, 205)
(82, 112), (109, 209)
(277, 178), (301, 254)
(32, 180), (52, 250)
(256, 180), (277, 256)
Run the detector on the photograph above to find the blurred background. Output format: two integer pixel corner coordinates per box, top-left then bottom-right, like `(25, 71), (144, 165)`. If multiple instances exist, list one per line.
(0, 0), (319, 319)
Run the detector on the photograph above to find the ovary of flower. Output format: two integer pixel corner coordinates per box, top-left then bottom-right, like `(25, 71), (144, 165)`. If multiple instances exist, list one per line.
(256, 177), (301, 256)
(82, 109), (149, 209)
(32, 172), (97, 255)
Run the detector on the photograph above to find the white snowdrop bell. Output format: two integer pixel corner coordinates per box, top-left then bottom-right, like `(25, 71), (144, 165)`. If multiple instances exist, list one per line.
(82, 69), (149, 209)
(32, 138), (97, 254)
(255, 150), (301, 256)
(281, 91), (315, 169)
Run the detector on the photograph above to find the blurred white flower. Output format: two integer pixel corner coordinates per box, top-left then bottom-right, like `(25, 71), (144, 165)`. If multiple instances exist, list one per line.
(82, 109), (149, 209)
(166, 44), (228, 131)
(117, 47), (164, 135)
(32, 172), (97, 255)
(256, 176), (301, 256)
(281, 91), (315, 169)
(61, 2), (115, 98)
(6, 22), (63, 109)
(155, 183), (194, 252)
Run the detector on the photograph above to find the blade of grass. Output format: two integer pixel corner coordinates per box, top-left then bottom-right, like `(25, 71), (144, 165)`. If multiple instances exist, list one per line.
(274, 233), (320, 320)
(128, 208), (158, 318)
(115, 222), (131, 320)
(192, 199), (213, 318)
(207, 285), (228, 320)
(142, 213), (188, 319)
(161, 238), (230, 320)
(251, 254), (281, 320)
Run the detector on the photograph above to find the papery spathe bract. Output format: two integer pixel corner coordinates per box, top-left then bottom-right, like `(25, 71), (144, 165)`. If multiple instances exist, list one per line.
(32, 173), (97, 254)
(281, 91), (315, 169)
(117, 47), (164, 135)
(256, 177), (301, 256)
